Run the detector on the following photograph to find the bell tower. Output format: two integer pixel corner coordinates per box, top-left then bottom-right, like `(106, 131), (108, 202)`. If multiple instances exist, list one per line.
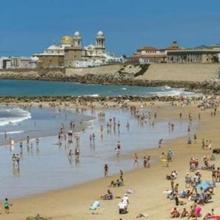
(73, 31), (82, 48)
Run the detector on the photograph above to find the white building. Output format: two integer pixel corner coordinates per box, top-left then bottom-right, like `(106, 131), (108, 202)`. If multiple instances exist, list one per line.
(0, 56), (38, 69)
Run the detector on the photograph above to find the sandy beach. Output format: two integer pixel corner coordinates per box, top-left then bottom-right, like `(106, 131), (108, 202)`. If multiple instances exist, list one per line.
(0, 98), (220, 220)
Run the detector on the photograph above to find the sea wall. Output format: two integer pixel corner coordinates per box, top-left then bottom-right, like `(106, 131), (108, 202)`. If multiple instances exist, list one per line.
(137, 63), (220, 82)
(65, 64), (123, 76)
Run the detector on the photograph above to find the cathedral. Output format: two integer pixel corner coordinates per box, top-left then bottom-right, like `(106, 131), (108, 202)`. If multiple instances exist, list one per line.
(63, 31), (106, 67)
(35, 31), (122, 68)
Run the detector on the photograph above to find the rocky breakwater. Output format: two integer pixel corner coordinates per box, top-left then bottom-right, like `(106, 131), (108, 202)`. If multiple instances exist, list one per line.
(0, 95), (203, 105)
(199, 79), (220, 95)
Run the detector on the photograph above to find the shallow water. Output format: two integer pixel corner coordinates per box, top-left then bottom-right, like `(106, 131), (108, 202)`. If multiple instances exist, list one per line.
(0, 106), (197, 199)
(0, 105), (93, 144)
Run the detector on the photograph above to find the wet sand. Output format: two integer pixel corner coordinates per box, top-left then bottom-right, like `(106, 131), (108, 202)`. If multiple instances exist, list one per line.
(1, 99), (220, 219)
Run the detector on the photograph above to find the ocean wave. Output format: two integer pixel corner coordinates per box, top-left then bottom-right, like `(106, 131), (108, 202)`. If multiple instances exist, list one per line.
(0, 130), (24, 135)
(0, 106), (31, 127)
(84, 94), (100, 97)
(162, 85), (171, 90)
(153, 88), (198, 97)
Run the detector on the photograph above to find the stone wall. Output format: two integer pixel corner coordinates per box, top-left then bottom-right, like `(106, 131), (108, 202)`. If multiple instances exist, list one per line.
(65, 64), (123, 76)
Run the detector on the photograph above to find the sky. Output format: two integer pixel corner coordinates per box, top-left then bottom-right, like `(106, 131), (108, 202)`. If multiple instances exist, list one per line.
(0, 0), (220, 56)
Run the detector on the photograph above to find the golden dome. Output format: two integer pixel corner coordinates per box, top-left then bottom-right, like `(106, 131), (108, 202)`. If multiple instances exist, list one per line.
(61, 35), (73, 45)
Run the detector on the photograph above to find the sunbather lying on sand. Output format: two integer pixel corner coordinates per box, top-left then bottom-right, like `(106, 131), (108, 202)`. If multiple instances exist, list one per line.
(100, 189), (113, 200)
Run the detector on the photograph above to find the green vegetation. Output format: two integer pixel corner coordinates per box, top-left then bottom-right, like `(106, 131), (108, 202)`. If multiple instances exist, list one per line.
(134, 64), (150, 77)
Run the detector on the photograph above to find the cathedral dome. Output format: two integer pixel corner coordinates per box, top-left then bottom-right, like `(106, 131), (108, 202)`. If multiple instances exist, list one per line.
(74, 31), (81, 37)
(97, 31), (104, 36)
(61, 35), (73, 45)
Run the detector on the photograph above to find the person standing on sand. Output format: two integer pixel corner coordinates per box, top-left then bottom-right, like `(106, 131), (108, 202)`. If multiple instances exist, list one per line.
(146, 155), (151, 168)
(143, 156), (147, 168)
(120, 169), (123, 180)
(161, 152), (169, 167)
(167, 148), (174, 162)
(158, 138), (163, 148)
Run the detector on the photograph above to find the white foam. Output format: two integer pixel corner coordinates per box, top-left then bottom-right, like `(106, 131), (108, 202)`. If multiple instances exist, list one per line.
(153, 88), (199, 97)
(163, 85), (171, 90)
(0, 107), (31, 127)
(86, 94), (100, 97)
(0, 130), (24, 135)
(121, 87), (127, 90)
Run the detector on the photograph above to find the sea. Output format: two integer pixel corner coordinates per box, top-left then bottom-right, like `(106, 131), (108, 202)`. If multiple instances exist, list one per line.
(0, 79), (197, 97)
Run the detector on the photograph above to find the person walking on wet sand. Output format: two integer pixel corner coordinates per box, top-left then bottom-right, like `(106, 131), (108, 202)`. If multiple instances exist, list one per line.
(115, 141), (121, 158)
(104, 164), (109, 177)
(133, 153), (139, 167)
(158, 138), (163, 148)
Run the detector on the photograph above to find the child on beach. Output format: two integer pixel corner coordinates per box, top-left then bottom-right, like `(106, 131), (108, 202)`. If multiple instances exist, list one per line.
(3, 198), (12, 214)
(170, 207), (180, 218)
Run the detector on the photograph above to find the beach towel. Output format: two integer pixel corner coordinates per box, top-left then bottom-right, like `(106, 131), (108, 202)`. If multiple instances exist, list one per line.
(196, 181), (211, 191)
(89, 201), (100, 210)
(126, 189), (134, 194)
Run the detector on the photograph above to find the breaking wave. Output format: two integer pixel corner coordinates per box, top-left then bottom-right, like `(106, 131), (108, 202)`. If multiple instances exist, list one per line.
(0, 106), (31, 127)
